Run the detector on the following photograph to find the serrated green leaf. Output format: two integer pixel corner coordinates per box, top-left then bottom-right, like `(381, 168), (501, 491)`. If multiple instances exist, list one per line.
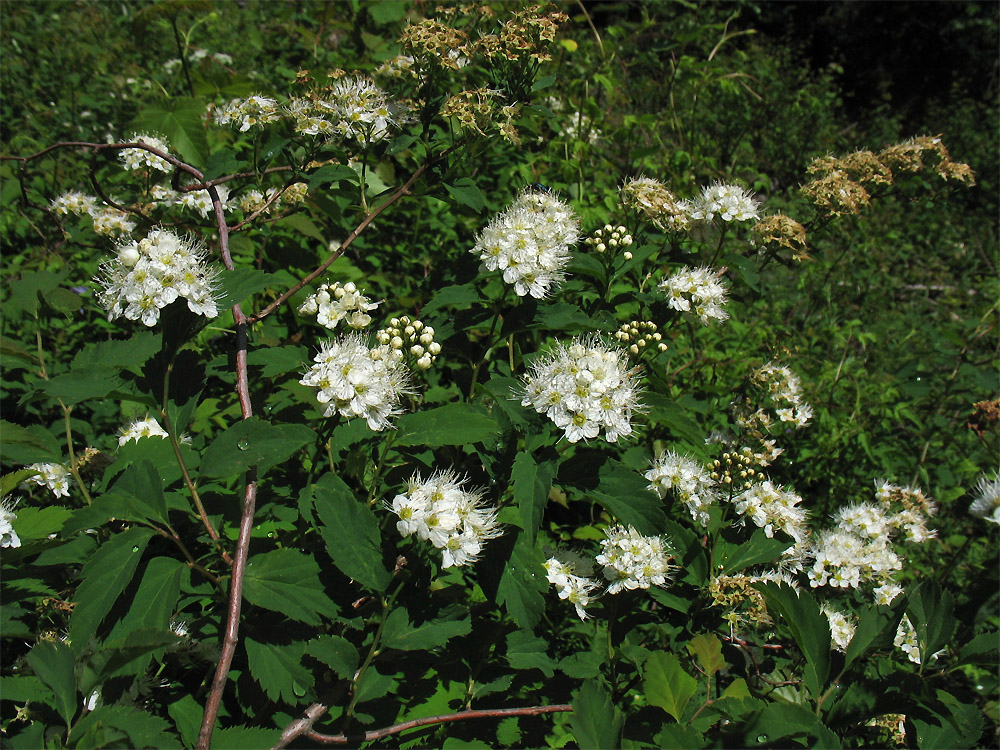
(506, 630), (555, 677)
(421, 283), (483, 316)
(43, 369), (123, 405)
(712, 528), (791, 575)
(71, 704), (181, 749)
(245, 637), (314, 705)
(313, 473), (390, 592)
(203, 148), (243, 181)
(562, 456), (665, 535)
(687, 634), (725, 676)
(495, 532), (547, 629)
(654, 722), (706, 749)
(758, 583), (830, 699)
(0, 676), (55, 706)
(131, 97), (207, 165)
(81, 629), (180, 694)
(104, 557), (185, 644)
(278, 213), (326, 243)
(200, 417), (315, 477)
(394, 403), (500, 447)
(308, 163), (358, 191)
(354, 667), (397, 705)
(646, 393), (705, 446)
(643, 651), (697, 722)
(215, 269), (284, 310)
(512, 452), (557, 543)
(105, 460), (169, 526)
(68, 527), (155, 654)
(307, 635), (360, 678)
(956, 631), (999, 666)
(571, 680), (623, 749)
(71, 332), (160, 371)
(9, 505), (71, 540)
(243, 548), (337, 625)
(443, 178), (486, 212)
(381, 605), (470, 651)
(26, 640), (76, 727)
(567, 253), (608, 284)
(211, 725), (283, 749)
(0, 421), (61, 464)
(906, 582), (957, 665)
(741, 702), (841, 748)
(247, 345), (308, 377)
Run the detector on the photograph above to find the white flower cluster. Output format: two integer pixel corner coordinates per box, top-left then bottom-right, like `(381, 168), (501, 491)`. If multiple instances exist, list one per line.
(51, 191), (136, 238)
(543, 551), (600, 620)
(689, 182), (760, 223)
(658, 266), (729, 325)
(471, 189), (580, 299)
(894, 616), (921, 664)
(731, 480), (808, 543)
(238, 188), (280, 215)
(23, 463), (71, 498)
(596, 524), (676, 594)
(299, 334), (412, 431)
(521, 336), (642, 443)
(299, 281), (380, 331)
(822, 605), (857, 652)
(969, 472), (1000, 524)
(646, 451), (719, 527)
(288, 77), (401, 143)
(386, 470), (502, 568)
(95, 229), (220, 327)
(807, 528), (902, 588)
(375, 316), (441, 371)
(120, 133), (172, 173)
(615, 320), (668, 354)
(584, 224), (633, 255)
(214, 95), (282, 132)
(1, 499), (21, 549)
(752, 362), (813, 428)
(150, 184), (232, 219)
(119, 417), (169, 446)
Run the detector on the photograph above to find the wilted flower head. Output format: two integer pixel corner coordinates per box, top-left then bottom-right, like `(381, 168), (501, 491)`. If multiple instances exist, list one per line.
(521, 335), (643, 443)
(658, 266), (729, 325)
(119, 417), (169, 446)
(621, 177), (692, 231)
(968, 472), (1000, 524)
(645, 451), (718, 527)
(544, 551), (599, 620)
(120, 134), (172, 173)
(299, 334), (412, 431)
(0, 498), (21, 549)
(22, 463), (71, 498)
(472, 188), (580, 298)
(385, 469), (502, 568)
(299, 281), (380, 331)
(95, 229), (220, 326)
(596, 524), (676, 594)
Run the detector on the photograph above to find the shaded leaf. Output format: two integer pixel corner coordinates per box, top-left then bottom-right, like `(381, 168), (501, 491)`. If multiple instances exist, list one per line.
(307, 635), (360, 679)
(687, 634), (725, 677)
(381, 605), (470, 651)
(571, 680), (623, 749)
(512, 451), (557, 544)
(506, 630), (555, 678)
(394, 403), (500, 447)
(313, 473), (390, 592)
(243, 548), (337, 626)
(758, 583), (830, 699)
(245, 637), (313, 705)
(26, 641), (76, 727)
(200, 417), (315, 477)
(643, 651), (697, 722)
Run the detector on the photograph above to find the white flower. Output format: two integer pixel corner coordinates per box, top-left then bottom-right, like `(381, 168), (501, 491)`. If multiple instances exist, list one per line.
(658, 266), (729, 325)
(873, 582), (903, 606)
(731, 480), (807, 544)
(299, 281), (381, 331)
(752, 362), (813, 428)
(51, 191), (98, 216)
(90, 207), (136, 238)
(23, 463), (71, 498)
(299, 334), (412, 431)
(472, 189), (580, 299)
(119, 417), (169, 446)
(521, 336), (643, 444)
(214, 95), (282, 132)
(287, 77), (403, 144)
(120, 133), (172, 173)
(596, 524), (676, 594)
(544, 552), (599, 620)
(0, 498), (21, 549)
(95, 229), (220, 327)
(645, 451), (718, 527)
(385, 470), (502, 567)
(894, 615), (921, 664)
(807, 528), (902, 589)
(689, 182), (760, 223)
(969, 472), (1000, 524)
(822, 605), (857, 652)
(175, 184), (231, 218)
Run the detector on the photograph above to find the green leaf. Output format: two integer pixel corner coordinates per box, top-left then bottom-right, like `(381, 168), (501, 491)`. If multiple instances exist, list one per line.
(215, 269), (284, 310)
(354, 667), (397, 705)
(530, 301), (600, 332)
(646, 393), (705, 446)
(394, 403), (500, 447)
(308, 163), (358, 191)
(567, 253), (608, 285)
(313, 473), (390, 592)
(506, 630), (555, 677)
(687, 634), (725, 677)
(906, 582), (957, 665)
(71, 332), (160, 372)
(654, 722), (706, 749)
(443, 177), (486, 212)
(643, 651), (697, 722)
(10, 505), (71, 540)
(203, 148), (243, 181)
(211, 725), (282, 749)
(104, 557), (185, 643)
(45, 287), (84, 313)
(278, 213), (326, 244)
(200, 417), (315, 477)
(26, 641), (76, 727)
(758, 583), (830, 699)
(562, 456), (665, 535)
(740, 702), (841, 748)
(911, 689), (984, 749)
(712, 528), (791, 575)
(68, 527), (155, 654)
(0, 675), (54, 705)
(243, 548), (337, 626)
(571, 680), (624, 749)
(247, 345), (308, 377)
(494, 531), (547, 629)
(368, 0), (407, 23)
(843, 604), (898, 670)
(956, 631), (999, 666)
(131, 97), (208, 165)
(43, 369), (123, 406)
(421, 283), (483, 316)
(245, 637), (314, 705)
(71, 704), (181, 749)
(0, 420), (61, 463)
(105, 460), (169, 526)
(381, 605), (470, 651)
(6, 270), (65, 317)
(307, 635), (360, 678)
(723, 252), (761, 292)
(512, 452), (557, 543)
(81, 629), (180, 693)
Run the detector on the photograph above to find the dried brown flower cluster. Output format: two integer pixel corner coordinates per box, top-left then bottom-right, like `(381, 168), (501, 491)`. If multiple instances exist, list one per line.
(751, 214), (810, 260)
(802, 136), (975, 216)
(475, 5), (568, 63)
(621, 177), (691, 231)
(968, 397), (1000, 438)
(441, 88), (522, 144)
(400, 19), (472, 69)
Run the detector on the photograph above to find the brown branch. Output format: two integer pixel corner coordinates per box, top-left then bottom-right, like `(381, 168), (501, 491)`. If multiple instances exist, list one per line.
(300, 704), (573, 746)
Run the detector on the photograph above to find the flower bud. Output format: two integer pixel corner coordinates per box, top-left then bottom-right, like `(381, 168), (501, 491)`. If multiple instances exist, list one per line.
(118, 246), (141, 267)
(428, 342), (441, 355)
(623, 251), (633, 260)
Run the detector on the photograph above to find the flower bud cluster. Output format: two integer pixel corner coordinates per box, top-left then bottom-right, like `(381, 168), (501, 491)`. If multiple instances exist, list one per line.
(658, 266), (729, 325)
(214, 95), (282, 132)
(521, 336), (642, 443)
(299, 334), (413, 431)
(596, 524), (676, 594)
(615, 320), (667, 354)
(386, 470), (502, 568)
(584, 225), (632, 254)
(299, 281), (381, 331)
(51, 191), (136, 238)
(120, 133), (172, 173)
(95, 229), (220, 327)
(472, 189), (580, 299)
(23, 463), (71, 498)
(0, 498), (20, 549)
(711, 446), (768, 491)
(543, 551), (599, 621)
(645, 450), (718, 527)
(118, 417), (169, 446)
(375, 316), (441, 370)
